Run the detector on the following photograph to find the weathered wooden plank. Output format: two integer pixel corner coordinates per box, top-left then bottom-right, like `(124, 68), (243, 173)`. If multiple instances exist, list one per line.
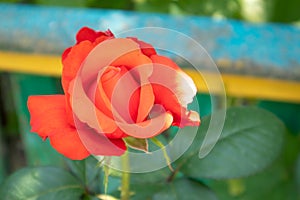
(0, 3), (300, 80)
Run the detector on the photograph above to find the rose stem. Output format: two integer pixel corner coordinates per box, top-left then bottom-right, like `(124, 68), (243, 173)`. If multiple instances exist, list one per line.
(120, 152), (130, 200)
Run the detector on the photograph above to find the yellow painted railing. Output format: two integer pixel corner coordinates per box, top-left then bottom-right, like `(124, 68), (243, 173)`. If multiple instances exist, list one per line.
(1, 51), (300, 103)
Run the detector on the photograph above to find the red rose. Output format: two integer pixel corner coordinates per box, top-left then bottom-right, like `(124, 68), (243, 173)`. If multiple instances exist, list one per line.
(27, 27), (200, 160)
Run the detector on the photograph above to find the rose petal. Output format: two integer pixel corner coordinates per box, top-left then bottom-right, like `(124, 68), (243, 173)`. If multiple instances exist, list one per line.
(62, 40), (94, 126)
(116, 111), (173, 139)
(128, 37), (157, 57)
(62, 31), (114, 93)
(136, 83), (154, 122)
(76, 27), (114, 44)
(70, 39), (151, 133)
(62, 40), (94, 93)
(150, 61), (197, 107)
(87, 66), (120, 118)
(28, 95), (70, 138)
(84, 66), (138, 138)
(62, 47), (72, 61)
(86, 66), (141, 138)
(96, 66), (141, 123)
(74, 118), (126, 156)
(109, 64), (155, 123)
(79, 38), (141, 84)
(62, 30), (114, 126)
(27, 95), (90, 160)
(90, 66), (154, 138)
(49, 129), (91, 160)
(149, 60), (200, 127)
(150, 54), (180, 70)
(111, 49), (153, 71)
(69, 77), (119, 134)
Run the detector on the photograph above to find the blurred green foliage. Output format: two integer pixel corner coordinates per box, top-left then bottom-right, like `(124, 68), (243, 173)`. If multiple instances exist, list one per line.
(270, 0), (300, 22)
(133, 0), (242, 19)
(0, 0), (300, 23)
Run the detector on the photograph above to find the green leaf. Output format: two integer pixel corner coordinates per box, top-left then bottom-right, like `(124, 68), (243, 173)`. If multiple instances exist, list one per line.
(0, 166), (84, 200)
(177, 106), (285, 179)
(211, 160), (298, 200)
(130, 166), (171, 184)
(296, 153), (300, 196)
(128, 178), (217, 200)
(65, 156), (102, 194)
(152, 178), (217, 200)
(126, 183), (162, 200)
(124, 137), (148, 152)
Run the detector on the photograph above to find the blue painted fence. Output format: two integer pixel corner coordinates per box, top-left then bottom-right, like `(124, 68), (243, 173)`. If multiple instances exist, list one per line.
(0, 3), (300, 80)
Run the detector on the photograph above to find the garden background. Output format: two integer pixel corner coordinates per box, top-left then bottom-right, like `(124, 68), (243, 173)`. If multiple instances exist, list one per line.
(0, 0), (300, 199)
